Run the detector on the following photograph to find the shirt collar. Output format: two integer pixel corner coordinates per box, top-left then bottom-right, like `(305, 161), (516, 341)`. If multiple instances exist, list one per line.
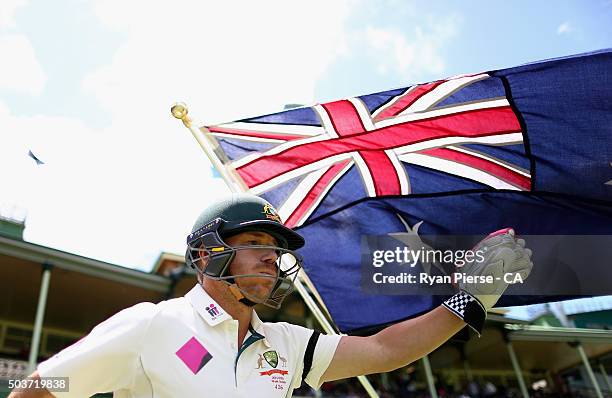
(185, 285), (271, 346)
(185, 284), (231, 326)
(250, 310), (271, 347)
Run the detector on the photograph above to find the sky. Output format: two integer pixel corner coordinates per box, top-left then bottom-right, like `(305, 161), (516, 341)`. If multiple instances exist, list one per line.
(1, 0), (611, 318)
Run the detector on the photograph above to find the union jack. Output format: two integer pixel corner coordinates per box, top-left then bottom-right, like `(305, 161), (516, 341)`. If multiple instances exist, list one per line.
(203, 73), (531, 229)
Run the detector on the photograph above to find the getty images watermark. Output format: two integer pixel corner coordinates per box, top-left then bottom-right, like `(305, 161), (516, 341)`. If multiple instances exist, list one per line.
(360, 234), (532, 295)
(370, 246), (525, 286)
(362, 234), (612, 296)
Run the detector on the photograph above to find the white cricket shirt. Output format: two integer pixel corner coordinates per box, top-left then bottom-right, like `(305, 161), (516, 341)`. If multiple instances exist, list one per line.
(38, 285), (341, 397)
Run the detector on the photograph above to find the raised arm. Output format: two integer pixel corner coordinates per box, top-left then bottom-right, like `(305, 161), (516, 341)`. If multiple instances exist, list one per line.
(322, 305), (464, 380)
(321, 229), (532, 383)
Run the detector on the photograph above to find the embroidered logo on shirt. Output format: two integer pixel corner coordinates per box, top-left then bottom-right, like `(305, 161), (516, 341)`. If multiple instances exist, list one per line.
(256, 350), (289, 379)
(256, 350), (290, 391)
(205, 303), (220, 317)
(202, 302), (228, 325)
(176, 337), (213, 374)
(256, 350), (288, 370)
(263, 350), (278, 368)
(260, 369), (289, 376)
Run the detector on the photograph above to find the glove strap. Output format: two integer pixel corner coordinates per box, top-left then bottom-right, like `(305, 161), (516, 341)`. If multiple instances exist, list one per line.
(442, 291), (486, 336)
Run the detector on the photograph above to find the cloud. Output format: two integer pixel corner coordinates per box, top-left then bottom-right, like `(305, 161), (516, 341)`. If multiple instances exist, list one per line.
(86, 0), (352, 124)
(2, 1), (355, 269)
(75, 0), (354, 268)
(0, 0), (27, 29)
(557, 22), (573, 35)
(0, 34), (46, 95)
(363, 15), (459, 81)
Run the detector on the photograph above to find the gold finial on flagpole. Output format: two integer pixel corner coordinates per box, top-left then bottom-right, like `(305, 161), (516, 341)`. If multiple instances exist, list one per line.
(171, 102), (191, 128)
(170, 101), (248, 193)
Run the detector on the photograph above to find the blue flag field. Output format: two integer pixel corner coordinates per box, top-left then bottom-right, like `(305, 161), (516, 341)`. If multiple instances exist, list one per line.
(202, 50), (612, 333)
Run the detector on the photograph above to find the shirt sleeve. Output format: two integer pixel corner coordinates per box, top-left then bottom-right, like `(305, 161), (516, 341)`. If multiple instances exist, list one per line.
(303, 332), (342, 390)
(282, 323), (342, 391)
(37, 302), (157, 398)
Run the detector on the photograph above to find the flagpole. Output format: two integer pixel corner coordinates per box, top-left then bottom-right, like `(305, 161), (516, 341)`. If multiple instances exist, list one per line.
(170, 103), (248, 193)
(172, 103), (380, 398)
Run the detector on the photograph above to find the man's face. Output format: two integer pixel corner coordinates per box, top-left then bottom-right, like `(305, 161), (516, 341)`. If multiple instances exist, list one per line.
(224, 231), (280, 302)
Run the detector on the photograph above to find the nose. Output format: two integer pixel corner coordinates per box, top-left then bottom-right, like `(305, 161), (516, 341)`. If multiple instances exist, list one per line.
(260, 247), (279, 264)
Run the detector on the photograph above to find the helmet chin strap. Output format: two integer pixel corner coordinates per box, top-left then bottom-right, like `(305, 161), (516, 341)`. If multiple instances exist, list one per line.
(228, 283), (258, 307)
(195, 254), (269, 308)
(196, 270), (259, 307)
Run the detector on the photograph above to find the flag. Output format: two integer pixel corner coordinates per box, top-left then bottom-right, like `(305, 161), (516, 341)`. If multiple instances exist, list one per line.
(200, 49), (612, 333)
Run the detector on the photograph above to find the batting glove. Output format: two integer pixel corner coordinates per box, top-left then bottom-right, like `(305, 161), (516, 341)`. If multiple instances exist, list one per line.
(442, 228), (533, 335)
